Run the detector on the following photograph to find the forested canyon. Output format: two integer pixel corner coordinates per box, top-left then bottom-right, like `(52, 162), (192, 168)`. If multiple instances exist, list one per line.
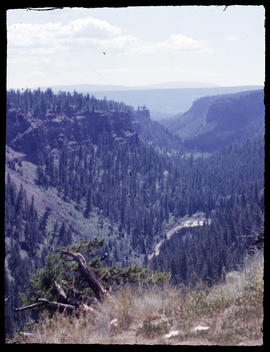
(5, 88), (264, 337)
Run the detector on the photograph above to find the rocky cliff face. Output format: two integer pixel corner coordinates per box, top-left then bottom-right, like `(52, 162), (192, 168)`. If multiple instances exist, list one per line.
(167, 89), (264, 152)
(131, 108), (151, 134)
(6, 108), (138, 164)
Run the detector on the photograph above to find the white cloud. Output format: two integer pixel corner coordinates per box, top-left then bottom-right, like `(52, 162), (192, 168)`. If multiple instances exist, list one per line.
(164, 34), (211, 52)
(226, 35), (240, 41)
(7, 16), (122, 51)
(8, 17), (211, 57)
(159, 34), (210, 54)
(68, 17), (122, 37)
(83, 33), (212, 56)
(8, 22), (63, 48)
(85, 35), (142, 54)
(7, 14), (213, 88)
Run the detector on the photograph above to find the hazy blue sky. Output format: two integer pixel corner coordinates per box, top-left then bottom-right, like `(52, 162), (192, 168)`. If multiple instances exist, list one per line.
(7, 5), (265, 89)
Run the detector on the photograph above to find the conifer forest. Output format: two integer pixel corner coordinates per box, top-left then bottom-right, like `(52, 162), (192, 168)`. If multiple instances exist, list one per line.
(5, 88), (264, 337)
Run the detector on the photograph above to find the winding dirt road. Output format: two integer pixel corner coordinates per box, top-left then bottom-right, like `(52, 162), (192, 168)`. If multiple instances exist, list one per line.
(148, 213), (211, 260)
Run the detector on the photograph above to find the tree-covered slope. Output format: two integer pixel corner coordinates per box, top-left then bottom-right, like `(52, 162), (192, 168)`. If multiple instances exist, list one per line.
(47, 84), (262, 116)
(151, 137), (264, 283)
(163, 89), (264, 152)
(5, 88), (264, 337)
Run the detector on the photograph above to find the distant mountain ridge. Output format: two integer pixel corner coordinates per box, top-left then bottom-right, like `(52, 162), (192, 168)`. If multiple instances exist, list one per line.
(140, 81), (219, 89)
(37, 81), (219, 92)
(33, 83), (263, 117)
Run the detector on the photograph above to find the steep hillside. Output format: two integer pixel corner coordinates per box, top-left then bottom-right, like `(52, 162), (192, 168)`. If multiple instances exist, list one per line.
(163, 90), (264, 152)
(5, 88), (264, 338)
(9, 251), (264, 345)
(5, 90), (143, 335)
(132, 107), (184, 156)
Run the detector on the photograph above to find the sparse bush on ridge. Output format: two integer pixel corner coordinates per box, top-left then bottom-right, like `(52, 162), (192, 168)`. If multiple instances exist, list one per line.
(8, 250), (263, 345)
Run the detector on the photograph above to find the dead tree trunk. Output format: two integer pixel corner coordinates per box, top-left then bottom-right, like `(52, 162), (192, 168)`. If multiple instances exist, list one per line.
(53, 281), (68, 304)
(60, 250), (107, 301)
(61, 280), (97, 305)
(13, 250), (108, 316)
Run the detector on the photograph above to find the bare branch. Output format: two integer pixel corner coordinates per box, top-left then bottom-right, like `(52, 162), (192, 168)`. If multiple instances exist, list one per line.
(38, 298), (75, 313)
(13, 301), (45, 312)
(13, 298), (76, 313)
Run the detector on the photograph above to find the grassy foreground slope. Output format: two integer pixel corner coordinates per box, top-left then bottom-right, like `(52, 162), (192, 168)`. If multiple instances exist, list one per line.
(10, 250), (263, 345)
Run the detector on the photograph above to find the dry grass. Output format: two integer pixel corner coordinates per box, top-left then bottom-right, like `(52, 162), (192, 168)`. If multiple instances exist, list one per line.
(9, 251), (263, 345)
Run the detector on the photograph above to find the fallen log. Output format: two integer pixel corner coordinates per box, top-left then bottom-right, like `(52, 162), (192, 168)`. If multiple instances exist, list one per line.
(38, 298), (76, 313)
(19, 332), (38, 338)
(13, 298), (76, 314)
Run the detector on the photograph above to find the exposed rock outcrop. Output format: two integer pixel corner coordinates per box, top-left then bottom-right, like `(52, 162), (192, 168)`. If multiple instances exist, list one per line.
(6, 108), (138, 164)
